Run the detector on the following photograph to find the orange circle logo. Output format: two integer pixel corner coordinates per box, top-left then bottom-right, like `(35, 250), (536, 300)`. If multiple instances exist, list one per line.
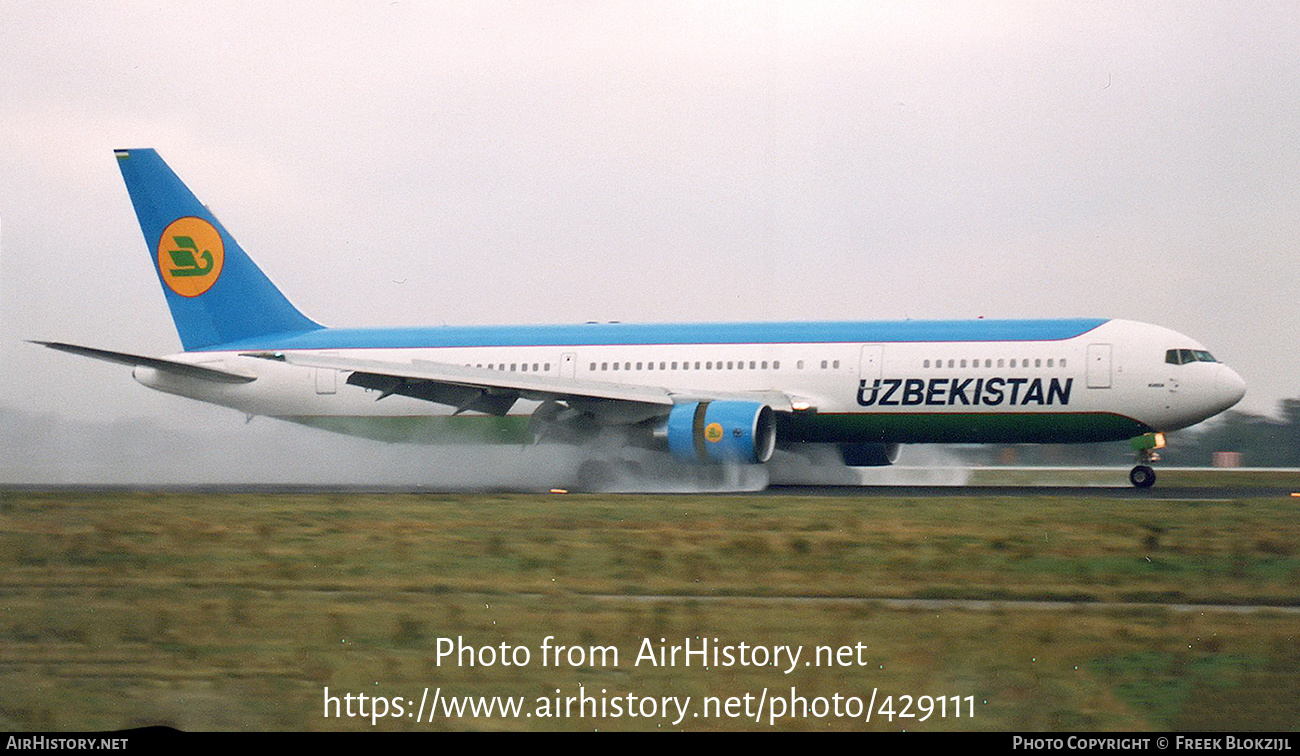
(704, 422), (725, 444)
(157, 217), (224, 297)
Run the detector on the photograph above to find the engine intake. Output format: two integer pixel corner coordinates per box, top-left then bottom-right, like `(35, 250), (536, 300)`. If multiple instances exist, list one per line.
(663, 401), (777, 464)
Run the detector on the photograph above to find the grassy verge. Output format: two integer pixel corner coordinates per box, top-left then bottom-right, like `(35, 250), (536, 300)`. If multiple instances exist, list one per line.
(0, 489), (1296, 730)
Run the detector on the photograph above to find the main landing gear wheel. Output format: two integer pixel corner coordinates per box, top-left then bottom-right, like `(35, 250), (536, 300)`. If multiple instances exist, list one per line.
(1129, 465), (1156, 488)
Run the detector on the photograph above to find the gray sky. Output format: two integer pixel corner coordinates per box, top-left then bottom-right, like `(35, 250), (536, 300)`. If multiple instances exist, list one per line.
(3, 1), (1297, 439)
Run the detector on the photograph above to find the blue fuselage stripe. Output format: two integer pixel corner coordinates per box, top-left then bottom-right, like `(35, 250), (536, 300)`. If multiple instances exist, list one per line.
(200, 319), (1109, 352)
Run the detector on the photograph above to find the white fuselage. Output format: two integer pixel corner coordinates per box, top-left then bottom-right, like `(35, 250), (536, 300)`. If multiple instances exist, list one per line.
(132, 318), (1245, 447)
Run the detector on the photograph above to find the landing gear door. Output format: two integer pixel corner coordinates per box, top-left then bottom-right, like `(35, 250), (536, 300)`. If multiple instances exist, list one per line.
(859, 344), (883, 383)
(1087, 343), (1112, 389)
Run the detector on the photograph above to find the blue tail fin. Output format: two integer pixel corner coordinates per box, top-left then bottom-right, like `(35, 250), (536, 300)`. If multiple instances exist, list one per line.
(114, 149), (321, 350)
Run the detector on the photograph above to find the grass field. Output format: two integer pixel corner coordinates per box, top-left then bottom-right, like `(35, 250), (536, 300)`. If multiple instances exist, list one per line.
(0, 485), (1296, 731)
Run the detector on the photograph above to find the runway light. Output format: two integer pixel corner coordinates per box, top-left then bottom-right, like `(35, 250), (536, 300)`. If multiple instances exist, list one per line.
(550, 488), (569, 494)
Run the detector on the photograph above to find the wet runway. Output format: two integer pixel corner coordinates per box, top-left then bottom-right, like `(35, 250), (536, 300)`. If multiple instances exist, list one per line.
(3, 483), (1295, 500)
(764, 484), (1298, 500)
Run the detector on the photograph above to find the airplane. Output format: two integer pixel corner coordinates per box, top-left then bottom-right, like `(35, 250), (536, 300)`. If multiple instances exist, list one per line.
(34, 148), (1246, 489)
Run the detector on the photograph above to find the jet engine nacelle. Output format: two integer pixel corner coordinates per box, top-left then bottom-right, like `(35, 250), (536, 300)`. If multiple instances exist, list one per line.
(838, 442), (902, 466)
(661, 401), (777, 464)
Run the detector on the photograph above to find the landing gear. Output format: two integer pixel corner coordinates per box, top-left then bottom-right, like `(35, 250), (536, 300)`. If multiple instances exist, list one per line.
(1129, 464), (1156, 488)
(1128, 432), (1166, 488)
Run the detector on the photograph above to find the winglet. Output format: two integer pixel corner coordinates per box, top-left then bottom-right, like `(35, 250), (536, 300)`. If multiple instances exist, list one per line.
(114, 149), (321, 350)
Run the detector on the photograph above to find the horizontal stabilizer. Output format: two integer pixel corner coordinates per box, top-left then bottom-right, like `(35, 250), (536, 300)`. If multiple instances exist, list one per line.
(32, 341), (257, 384)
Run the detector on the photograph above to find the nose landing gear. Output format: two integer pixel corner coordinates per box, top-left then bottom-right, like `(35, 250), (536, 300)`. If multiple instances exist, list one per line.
(1128, 432), (1166, 488)
(1129, 463), (1156, 488)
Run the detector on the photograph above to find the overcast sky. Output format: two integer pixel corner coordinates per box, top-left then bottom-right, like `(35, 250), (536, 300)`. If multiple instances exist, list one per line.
(2, 2), (1297, 445)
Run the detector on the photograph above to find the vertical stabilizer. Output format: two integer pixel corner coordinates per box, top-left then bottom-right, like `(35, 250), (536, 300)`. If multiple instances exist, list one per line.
(114, 149), (321, 350)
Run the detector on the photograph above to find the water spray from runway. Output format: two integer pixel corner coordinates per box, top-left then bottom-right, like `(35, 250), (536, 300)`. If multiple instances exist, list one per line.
(2, 404), (966, 492)
(766, 444), (973, 487)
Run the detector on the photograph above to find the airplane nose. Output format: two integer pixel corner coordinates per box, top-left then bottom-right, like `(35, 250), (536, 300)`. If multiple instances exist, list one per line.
(1216, 364), (1246, 411)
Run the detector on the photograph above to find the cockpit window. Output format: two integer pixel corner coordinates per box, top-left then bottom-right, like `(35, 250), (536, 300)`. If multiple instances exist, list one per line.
(1165, 349), (1218, 365)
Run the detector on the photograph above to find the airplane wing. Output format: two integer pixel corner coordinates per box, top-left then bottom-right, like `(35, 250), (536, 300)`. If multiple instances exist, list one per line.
(250, 351), (798, 421)
(32, 341), (257, 384)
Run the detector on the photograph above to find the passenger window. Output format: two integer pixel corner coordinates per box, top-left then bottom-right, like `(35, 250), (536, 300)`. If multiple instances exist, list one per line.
(1047, 359), (1054, 368)
(924, 360), (930, 368)
(773, 361), (780, 370)
(821, 360), (828, 369)
(833, 360), (840, 369)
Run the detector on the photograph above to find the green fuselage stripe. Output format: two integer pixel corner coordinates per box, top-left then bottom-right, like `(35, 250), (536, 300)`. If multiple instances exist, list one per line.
(778, 412), (1153, 445)
(284, 411), (1151, 447)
